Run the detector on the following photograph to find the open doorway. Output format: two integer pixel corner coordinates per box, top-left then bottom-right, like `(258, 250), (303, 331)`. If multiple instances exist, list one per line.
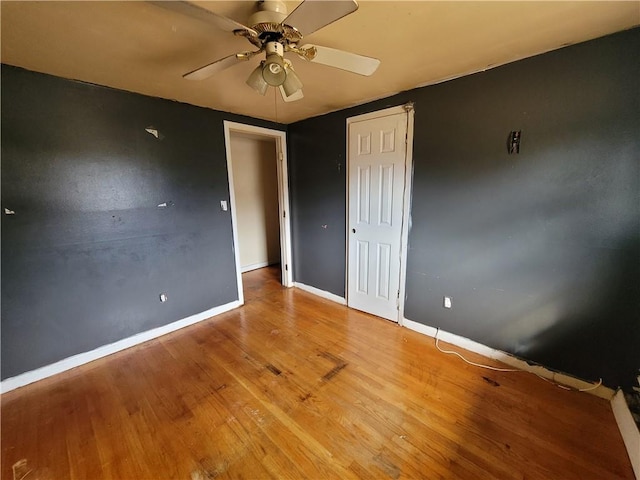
(230, 133), (281, 273)
(223, 122), (292, 305)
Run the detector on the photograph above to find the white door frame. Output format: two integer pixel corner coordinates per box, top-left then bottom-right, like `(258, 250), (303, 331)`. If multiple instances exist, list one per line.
(345, 104), (415, 323)
(223, 121), (293, 304)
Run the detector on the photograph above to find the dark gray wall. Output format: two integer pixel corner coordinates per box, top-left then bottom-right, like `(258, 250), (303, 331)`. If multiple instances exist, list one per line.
(288, 28), (640, 389)
(289, 117), (348, 295)
(1, 65), (284, 379)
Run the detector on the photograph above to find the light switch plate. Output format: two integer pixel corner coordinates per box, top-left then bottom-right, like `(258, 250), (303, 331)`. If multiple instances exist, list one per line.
(443, 296), (452, 309)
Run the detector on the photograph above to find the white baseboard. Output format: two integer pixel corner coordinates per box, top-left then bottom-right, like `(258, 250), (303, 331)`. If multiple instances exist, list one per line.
(612, 390), (640, 479)
(401, 317), (614, 400)
(241, 261), (277, 273)
(293, 282), (347, 305)
(1, 300), (242, 394)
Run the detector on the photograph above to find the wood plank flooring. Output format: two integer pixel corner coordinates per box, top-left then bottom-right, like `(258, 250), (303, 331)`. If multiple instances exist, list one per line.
(1, 266), (634, 479)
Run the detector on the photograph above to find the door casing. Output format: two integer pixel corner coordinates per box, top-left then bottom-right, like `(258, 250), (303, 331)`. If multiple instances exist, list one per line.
(345, 104), (415, 323)
(224, 121), (293, 304)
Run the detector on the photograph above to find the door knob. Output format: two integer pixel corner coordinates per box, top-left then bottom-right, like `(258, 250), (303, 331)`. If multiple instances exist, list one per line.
(352, 228), (356, 233)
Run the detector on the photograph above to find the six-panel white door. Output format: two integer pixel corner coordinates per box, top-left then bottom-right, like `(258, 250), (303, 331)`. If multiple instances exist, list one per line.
(347, 112), (407, 322)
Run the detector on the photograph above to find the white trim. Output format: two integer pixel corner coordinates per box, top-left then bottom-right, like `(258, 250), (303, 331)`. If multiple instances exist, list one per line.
(611, 390), (640, 479)
(294, 282), (347, 305)
(398, 105), (414, 326)
(1, 300), (242, 393)
(223, 122), (293, 295)
(345, 104), (415, 323)
(402, 317), (614, 400)
(274, 133), (293, 287)
(223, 125), (245, 305)
(346, 105), (409, 125)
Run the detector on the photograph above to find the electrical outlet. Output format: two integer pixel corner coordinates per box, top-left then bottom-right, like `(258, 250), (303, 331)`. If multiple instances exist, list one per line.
(443, 296), (452, 309)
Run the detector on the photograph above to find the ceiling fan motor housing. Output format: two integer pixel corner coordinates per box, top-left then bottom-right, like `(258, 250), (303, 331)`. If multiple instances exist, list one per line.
(249, 1), (287, 31)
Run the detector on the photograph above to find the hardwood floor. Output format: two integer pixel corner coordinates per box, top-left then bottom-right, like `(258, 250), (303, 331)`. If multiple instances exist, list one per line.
(1, 266), (634, 479)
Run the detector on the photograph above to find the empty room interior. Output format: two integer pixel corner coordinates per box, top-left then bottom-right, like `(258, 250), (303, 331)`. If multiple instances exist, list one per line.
(1, 1), (639, 479)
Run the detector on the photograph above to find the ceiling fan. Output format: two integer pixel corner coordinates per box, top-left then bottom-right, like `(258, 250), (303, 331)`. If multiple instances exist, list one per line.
(154, 0), (380, 102)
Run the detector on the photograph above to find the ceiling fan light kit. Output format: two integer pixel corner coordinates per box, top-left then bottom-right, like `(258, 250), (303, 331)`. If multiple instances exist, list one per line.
(169, 0), (381, 103)
(282, 61), (303, 97)
(262, 42), (286, 86)
(246, 62), (269, 95)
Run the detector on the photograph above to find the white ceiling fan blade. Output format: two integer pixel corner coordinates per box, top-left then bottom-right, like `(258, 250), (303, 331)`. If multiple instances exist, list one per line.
(281, 0), (358, 36)
(279, 86), (304, 103)
(299, 44), (380, 76)
(150, 1), (258, 36)
(183, 54), (245, 80)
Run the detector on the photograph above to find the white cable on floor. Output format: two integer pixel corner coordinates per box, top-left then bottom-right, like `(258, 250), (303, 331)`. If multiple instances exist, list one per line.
(434, 329), (519, 372)
(577, 377), (603, 392)
(434, 328), (603, 392)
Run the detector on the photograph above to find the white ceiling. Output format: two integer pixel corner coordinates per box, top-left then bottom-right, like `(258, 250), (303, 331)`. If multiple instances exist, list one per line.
(1, 1), (638, 124)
